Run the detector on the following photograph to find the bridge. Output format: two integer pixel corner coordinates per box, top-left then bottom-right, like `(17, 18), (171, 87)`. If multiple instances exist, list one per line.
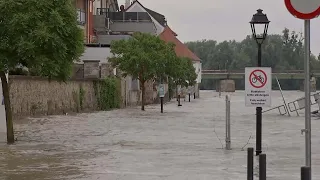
(201, 70), (320, 80)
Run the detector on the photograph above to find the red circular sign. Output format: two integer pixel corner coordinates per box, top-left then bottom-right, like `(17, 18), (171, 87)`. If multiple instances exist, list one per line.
(249, 69), (267, 88)
(284, 0), (320, 20)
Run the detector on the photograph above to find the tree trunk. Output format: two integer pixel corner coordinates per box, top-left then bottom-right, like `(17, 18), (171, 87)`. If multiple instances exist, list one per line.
(140, 80), (145, 111)
(0, 71), (14, 144)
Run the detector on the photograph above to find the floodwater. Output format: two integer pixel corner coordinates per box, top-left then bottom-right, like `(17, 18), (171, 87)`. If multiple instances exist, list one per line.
(1, 90), (320, 180)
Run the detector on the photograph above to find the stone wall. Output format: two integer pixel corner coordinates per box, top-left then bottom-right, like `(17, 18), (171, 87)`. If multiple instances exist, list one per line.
(144, 80), (155, 105)
(119, 76), (141, 107)
(8, 60), (172, 118)
(9, 76), (98, 117)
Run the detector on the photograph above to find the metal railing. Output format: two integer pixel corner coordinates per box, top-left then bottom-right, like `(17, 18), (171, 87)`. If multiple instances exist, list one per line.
(96, 8), (109, 15)
(77, 9), (86, 25)
(97, 9), (152, 22)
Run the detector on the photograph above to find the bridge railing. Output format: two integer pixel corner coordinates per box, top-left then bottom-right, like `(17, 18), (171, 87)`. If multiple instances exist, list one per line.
(201, 69), (308, 74)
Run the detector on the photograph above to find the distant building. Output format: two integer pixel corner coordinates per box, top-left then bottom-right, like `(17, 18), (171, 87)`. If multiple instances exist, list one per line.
(125, 0), (167, 35)
(74, 0), (95, 43)
(159, 26), (202, 90)
(86, 0), (202, 96)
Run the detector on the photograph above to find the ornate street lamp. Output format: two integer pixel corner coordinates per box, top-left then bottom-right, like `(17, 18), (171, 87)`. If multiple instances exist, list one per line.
(249, 9), (270, 156)
(250, 9), (270, 46)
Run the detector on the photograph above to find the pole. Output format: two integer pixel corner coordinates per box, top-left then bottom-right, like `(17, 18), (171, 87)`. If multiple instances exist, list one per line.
(194, 92), (196, 99)
(219, 81), (221, 97)
(259, 154), (266, 180)
(178, 94), (182, 106)
(160, 97), (163, 113)
(247, 147), (254, 180)
(301, 166), (311, 180)
(304, 19), (312, 175)
(176, 85), (178, 101)
(189, 93), (191, 102)
(256, 43), (262, 156)
(225, 95), (231, 150)
(276, 76), (290, 116)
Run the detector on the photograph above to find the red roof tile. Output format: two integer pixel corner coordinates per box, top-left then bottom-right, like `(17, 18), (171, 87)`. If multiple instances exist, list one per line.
(165, 26), (178, 36)
(159, 26), (200, 62)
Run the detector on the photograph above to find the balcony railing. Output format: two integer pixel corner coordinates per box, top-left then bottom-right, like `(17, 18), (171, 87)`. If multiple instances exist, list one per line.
(77, 9), (86, 25)
(97, 9), (152, 22)
(96, 8), (109, 15)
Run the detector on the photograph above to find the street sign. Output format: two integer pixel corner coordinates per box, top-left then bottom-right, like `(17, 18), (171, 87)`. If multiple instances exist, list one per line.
(284, 0), (320, 20)
(245, 67), (272, 107)
(159, 84), (165, 98)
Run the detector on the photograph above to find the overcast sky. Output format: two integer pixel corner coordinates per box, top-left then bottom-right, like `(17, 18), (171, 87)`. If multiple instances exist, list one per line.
(119, 0), (320, 56)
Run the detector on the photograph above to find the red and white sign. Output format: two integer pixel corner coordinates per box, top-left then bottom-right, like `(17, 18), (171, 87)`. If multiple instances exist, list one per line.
(245, 67), (272, 107)
(284, 0), (320, 20)
(249, 69), (268, 88)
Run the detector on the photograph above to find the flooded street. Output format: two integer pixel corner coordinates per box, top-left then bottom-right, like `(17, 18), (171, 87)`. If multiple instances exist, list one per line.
(1, 90), (320, 179)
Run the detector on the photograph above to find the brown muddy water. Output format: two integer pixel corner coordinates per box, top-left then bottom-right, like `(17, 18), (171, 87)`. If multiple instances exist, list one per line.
(1, 90), (320, 180)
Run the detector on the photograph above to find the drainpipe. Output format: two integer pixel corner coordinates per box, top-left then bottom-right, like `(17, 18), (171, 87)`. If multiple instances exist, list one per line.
(87, 0), (94, 43)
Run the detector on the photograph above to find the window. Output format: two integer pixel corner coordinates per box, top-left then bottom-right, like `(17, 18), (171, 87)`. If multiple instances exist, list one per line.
(77, 9), (86, 25)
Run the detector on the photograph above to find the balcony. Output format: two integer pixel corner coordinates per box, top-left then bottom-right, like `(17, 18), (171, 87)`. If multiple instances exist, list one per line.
(109, 12), (152, 22)
(96, 8), (109, 15)
(96, 9), (152, 22)
(77, 9), (86, 25)
(93, 9), (155, 35)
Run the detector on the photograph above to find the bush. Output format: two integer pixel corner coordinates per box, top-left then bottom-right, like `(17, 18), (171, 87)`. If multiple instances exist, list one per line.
(94, 77), (121, 110)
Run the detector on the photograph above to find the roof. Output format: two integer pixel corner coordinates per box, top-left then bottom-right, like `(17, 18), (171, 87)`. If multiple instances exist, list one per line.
(144, 8), (166, 27)
(125, 0), (167, 27)
(159, 26), (200, 62)
(164, 25), (177, 36)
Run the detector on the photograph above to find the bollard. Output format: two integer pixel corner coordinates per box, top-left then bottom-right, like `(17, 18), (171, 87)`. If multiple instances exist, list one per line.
(247, 147), (254, 180)
(194, 92), (196, 99)
(160, 97), (164, 113)
(189, 93), (191, 102)
(178, 95), (182, 106)
(301, 166), (311, 180)
(259, 154), (266, 180)
(225, 95), (231, 150)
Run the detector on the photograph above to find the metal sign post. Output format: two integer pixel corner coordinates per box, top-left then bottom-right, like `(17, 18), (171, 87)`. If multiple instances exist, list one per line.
(284, 1), (320, 178)
(304, 19), (311, 169)
(225, 95), (231, 150)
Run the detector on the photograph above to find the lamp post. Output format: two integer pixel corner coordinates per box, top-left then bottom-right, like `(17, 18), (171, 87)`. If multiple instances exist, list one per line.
(250, 9), (270, 156)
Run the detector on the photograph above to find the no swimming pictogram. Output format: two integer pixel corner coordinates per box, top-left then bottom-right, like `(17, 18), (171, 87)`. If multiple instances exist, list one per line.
(249, 69), (267, 88)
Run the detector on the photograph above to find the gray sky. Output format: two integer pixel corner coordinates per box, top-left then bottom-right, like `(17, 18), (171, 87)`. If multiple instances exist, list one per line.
(120, 0), (320, 56)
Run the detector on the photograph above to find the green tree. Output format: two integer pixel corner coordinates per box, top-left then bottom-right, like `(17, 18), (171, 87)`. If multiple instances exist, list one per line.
(171, 57), (197, 87)
(110, 32), (175, 111)
(0, 0), (84, 143)
(183, 58), (197, 87)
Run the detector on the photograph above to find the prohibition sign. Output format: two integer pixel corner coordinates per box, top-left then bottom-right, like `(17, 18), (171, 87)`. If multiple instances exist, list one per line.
(284, 0), (320, 20)
(249, 69), (267, 88)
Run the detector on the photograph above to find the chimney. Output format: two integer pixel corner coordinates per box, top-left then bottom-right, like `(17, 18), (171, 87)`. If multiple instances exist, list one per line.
(125, 0), (130, 9)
